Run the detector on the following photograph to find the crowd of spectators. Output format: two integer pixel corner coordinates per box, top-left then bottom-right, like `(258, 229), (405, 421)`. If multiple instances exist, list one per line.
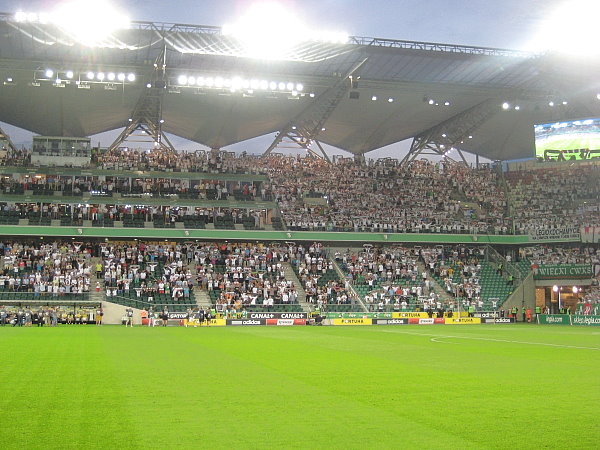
(95, 148), (267, 174)
(292, 242), (354, 309)
(507, 165), (600, 234)
(195, 242), (299, 309)
(420, 245), (488, 307)
(0, 241), (92, 296)
(265, 157), (510, 234)
(519, 245), (600, 266)
(0, 202), (265, 229)
(0, 148), (31, 167)
(0, 174), (270, 201)
(0, 147), (599, 236)
(338, 245), (444, 311)
(101, 242), (195, 303)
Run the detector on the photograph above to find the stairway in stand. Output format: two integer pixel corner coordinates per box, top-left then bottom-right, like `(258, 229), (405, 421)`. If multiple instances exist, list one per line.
(416, 260), (453, 302)
(282, 262), (311, 313)
(189, 262), (212, 310)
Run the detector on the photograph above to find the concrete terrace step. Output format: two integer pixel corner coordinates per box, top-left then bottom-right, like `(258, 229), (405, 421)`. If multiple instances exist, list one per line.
(194, 289), (212, 309)
(282, 261), (311, 313)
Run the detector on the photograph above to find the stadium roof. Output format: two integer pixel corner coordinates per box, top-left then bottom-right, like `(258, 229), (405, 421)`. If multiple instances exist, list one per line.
(0, 14), (599, 161)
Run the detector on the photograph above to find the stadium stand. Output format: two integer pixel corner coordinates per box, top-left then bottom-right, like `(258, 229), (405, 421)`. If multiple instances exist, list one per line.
(101, 242), (196, 312)
(290, 242), (362, 312)
(0, 240), (92, 300)
(195, 242), (303, 313)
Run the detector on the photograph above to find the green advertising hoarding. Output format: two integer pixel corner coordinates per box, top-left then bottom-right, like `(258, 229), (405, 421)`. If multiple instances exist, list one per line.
(537, 314), (571, 325)
(537, 314), (600, 326)
(533, 264), (593, 279)
(570, 315), (600, 326)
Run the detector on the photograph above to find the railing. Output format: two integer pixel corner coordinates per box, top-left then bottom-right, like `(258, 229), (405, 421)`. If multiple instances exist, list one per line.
(330, 256), (368, 312)
(0, 292), (95, 305)
(106, 294), (196, 311)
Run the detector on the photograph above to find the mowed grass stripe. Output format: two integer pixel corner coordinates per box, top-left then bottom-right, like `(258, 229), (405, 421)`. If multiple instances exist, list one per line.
(0, 327), (138, 449)
(0, 325), (598, 449)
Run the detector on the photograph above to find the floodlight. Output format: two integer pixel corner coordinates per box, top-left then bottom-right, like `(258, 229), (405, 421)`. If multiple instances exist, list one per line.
(15, 11), (27, 22)
(269, 81), (277, 90)
(65, 70), (74, 79)
(371, 96), (377, 101)
(309, 93), (315, 98)
(286, 82), (294, 91)
(468, 135), (473, 139)
(260, 80), (269, 90)
(197, 77), (205, 86)
(526, 0), (600, 56)
(597, 93), (600, 100)
(444, 101), (450, 106)
(50, 0), (131, 47)
(127, 73), (136, 82)
(278, 82), (286, 90)
(146, 83), (152, 88)
(548, 101), (554, 107)
(45, 69), (54, 78)
(388, 98), (394, 103)
(242, 79), (250, 89)
(296, 83), (304, 91)
(205, 77), (214, 87)
(159, 119), (165, 124)
(6, 77), (13, 82)
(188, 76), (196, 86)
(86, 71), (94, 80)
(562, 101), (567, 105)
(502, 102), (510, 110)
(428, 99), (435, 105)
(107, 72), (115, 81)
(222, 3), (349, 60)
(442, 133), (447, 138)
(321, 128), (326, 131)
(224, 78), (232, 88)
(97, 72), (105, 81)
(38, 12), (50, 24)
(231, 77), (243, 89)
(250, 79), (260, 89)
(117, 73), (125, 81)
(514, 105), (520, 110)
(178, 75), (188, 85)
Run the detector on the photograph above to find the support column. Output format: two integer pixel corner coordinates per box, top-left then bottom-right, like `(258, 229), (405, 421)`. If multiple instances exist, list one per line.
(109, 47), (174, 152)
(0, 125), (17, 153)
(401, 98), (500, 167)
(263, 53), (369, 162)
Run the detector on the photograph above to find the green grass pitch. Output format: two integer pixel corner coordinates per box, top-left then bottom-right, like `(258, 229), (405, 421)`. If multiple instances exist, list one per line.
(535, 133), (600, 155)
(1, 325), (598, 449)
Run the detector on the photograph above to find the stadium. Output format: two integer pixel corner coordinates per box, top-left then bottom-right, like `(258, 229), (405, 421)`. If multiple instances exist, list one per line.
(0, 1), (599, 448)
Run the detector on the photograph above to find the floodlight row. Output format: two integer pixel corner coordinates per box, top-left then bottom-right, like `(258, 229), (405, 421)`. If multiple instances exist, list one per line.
(175, 75), (304, 93)
(41, 69), (136, 82)
(502, 100), (569, 111)
(425, 98), (451, 106)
